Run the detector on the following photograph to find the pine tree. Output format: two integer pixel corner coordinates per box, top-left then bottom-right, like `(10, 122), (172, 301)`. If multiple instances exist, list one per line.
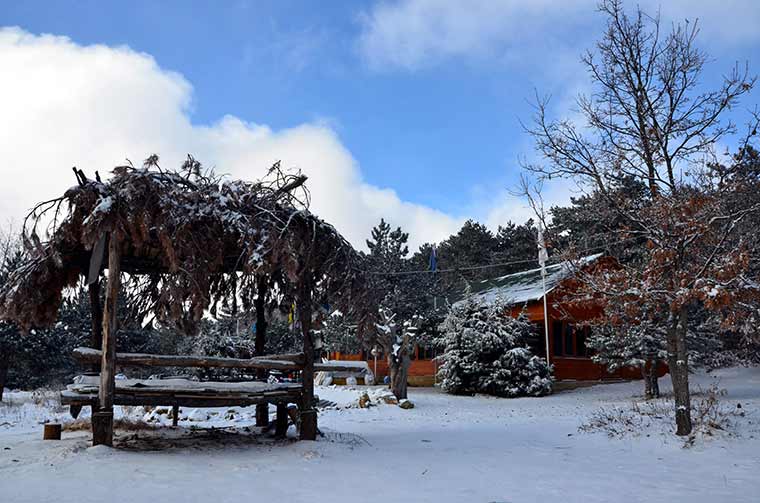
(436, 299), (552, 397)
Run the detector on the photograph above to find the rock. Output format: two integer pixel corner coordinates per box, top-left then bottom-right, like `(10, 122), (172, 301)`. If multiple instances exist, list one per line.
(379, 394), (398, 405)
(358, 392), (372, 408)
(399, 399), (414, 409)
(187, 408), (208, 422)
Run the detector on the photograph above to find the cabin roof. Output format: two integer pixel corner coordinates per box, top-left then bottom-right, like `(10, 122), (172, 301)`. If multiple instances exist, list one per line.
(465, 253), (603, 307)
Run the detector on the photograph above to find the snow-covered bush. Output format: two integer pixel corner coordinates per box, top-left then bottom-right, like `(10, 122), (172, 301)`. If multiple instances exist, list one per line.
(436, 299), (552, 397)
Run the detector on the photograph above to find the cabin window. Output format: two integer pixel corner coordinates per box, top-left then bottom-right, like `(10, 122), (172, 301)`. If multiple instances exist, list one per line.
(552, 322), (592, 358)
(552, 321), (563, 356)
(564, 323), (574, 355)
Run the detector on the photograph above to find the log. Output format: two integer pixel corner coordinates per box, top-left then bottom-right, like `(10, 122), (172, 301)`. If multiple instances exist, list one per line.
(255, 276), (269, 428)
(72, 347), (362, 373)
(62, 392), (299, 409)
(298, 283), (317, 441)
(94, 234), (120, 447)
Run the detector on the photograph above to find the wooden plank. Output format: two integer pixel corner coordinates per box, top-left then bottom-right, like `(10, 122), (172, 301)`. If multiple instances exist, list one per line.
(72, 347), (363, 373)
(73, 347), (301, 371)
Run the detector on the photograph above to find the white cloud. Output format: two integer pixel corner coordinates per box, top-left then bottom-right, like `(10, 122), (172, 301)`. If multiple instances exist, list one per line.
(0, 27), (462, 251)
(357, 0), (589, 71)
(357, 0), (760, 71)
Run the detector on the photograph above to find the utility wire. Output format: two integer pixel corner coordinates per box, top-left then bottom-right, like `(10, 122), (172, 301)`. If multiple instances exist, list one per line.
(365, 236), (641, 276)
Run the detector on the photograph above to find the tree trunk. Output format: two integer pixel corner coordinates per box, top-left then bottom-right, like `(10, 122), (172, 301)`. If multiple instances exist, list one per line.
(667, 308), (692, 436)
(643, 359), (660, 399)
(0, 348), (10, 402)
(254, 276), (269, 427)
(387, 335), (410, 400)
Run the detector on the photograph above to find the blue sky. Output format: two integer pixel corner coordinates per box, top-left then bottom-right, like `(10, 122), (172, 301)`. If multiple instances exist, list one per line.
(1, 1), (759, 249)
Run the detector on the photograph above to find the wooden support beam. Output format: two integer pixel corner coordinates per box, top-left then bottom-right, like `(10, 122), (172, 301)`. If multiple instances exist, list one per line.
(87, 281), (103, 374)
(72, 348), (363, 373)
(298, 282), (317, 441)
(92, 234), (120, 447)
(73, 348), (312, 371)
(255, 275), (269, 427)
(275, 403), (288, 438)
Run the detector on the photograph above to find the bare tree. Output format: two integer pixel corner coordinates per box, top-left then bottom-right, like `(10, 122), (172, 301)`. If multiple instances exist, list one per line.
(525, 0), (757, 435)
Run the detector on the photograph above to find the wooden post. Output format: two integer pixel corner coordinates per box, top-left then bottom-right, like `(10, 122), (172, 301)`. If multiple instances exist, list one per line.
(88, 282), (103, 374)
(298, 283), (317, 440)
(92, 234), (121, 446)
(172, 404), (179, 427)
(255, 275), (269, 427)
(275, 403), (288, 438)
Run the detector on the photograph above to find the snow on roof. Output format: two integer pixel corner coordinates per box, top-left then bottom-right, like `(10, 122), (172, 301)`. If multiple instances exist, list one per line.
(464, 253), (603, 307)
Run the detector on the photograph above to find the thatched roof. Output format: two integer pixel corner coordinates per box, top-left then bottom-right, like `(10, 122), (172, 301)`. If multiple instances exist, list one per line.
(0, 155), (367, 331)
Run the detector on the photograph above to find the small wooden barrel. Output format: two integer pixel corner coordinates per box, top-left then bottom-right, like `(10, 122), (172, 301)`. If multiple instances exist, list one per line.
(43, 423), (62, 440)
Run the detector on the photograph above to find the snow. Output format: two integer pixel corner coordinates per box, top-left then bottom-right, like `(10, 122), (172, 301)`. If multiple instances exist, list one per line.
(464, 253), (603, 307)
(1, 367), (759, 502)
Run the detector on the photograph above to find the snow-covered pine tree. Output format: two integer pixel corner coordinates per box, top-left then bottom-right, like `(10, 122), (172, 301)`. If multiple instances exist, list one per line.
(481, 312), (553, 397)
(319, 310), (360, 354)
(436, 299), (552, 397)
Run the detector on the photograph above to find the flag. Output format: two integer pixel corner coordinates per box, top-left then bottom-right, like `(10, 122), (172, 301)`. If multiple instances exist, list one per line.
(537, 226), (548, 268)
(429, 245), (438, 272)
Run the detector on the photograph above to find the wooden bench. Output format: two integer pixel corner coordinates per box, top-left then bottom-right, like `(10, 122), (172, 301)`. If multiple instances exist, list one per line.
(64, 347), (362, 440)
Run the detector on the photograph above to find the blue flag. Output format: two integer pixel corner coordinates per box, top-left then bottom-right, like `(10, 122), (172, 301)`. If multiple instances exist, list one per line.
(429, 245), (438, 272)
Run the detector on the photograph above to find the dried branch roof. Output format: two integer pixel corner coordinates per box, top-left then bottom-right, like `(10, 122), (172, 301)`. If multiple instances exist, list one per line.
(0, 155), (367, 331)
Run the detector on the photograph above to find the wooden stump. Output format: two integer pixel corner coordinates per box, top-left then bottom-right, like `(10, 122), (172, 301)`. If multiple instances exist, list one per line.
(43, 423), (61, 440)
(275, 403), (288, 438)
(92, 410), (114, 446)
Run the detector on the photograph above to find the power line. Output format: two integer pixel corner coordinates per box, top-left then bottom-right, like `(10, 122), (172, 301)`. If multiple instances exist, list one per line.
(365, 236), (641, 276)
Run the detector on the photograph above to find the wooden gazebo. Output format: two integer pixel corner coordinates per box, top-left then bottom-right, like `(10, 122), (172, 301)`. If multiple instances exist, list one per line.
(0, 156), (367, 445)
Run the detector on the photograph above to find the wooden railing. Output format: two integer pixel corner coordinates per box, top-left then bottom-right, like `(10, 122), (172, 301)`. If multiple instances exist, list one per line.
(72, 347), (366, 374)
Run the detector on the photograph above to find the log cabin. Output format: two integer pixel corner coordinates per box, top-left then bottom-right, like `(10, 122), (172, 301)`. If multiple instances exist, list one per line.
(332, 254), (666, 385)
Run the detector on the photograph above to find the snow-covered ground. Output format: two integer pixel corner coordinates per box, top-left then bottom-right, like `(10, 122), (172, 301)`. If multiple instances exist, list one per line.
(1, 368), (759, 503)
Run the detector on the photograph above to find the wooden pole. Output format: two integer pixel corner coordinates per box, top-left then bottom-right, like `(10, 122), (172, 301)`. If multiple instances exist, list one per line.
(298, 282), (317, 440)
(255, 275), (269, 427)
(275, 403), (288, 438)
(88, 281), (103, 373)
(92, 234), (121, 447)
(541, 268), (551, 366)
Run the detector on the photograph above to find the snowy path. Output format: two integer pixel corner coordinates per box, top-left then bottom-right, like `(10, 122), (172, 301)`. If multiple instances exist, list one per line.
(1, 368), (759, 503)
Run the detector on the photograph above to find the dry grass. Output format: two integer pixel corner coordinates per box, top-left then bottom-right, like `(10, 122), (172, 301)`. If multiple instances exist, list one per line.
(63, 416), (157, 432)
(31, 389), (66, 413)
(579, 385), (744, 446)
